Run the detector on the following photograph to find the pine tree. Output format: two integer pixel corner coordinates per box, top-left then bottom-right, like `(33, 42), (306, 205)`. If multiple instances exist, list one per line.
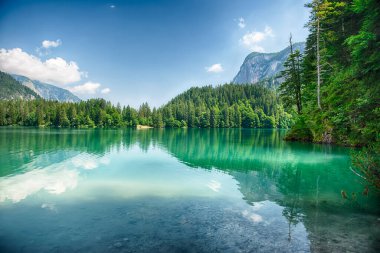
(279, 34), (303, 114)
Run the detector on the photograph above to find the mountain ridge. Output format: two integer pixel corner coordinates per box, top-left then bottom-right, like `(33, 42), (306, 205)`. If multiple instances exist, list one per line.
(0, 71), (40, 100)
(233, 42), (305, 87)
(11, 74), (81, 103)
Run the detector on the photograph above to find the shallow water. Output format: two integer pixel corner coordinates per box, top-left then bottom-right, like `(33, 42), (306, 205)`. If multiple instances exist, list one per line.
(0, 128), (379, 252)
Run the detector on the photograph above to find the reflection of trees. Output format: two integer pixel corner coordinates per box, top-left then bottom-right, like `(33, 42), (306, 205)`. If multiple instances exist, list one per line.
(0, 128), (163, 175)
(157, 129), (377, 207)
(280, 167), (302, 241)
(3, 128), (379, 252)
(156, 128), (380, 251)
(3, 128), (373, 207)
(1, 129), (127, 176)
(3, 128), (373, 208)
(157, 129), (357, 200)
(155, 128), (288, 170)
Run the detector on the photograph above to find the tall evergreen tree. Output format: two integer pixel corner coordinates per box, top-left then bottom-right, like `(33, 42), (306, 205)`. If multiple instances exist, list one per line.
(279, 34), (303, 114)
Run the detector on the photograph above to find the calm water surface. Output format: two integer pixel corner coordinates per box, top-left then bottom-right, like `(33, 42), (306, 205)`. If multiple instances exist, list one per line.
(0, 128), (379, 253)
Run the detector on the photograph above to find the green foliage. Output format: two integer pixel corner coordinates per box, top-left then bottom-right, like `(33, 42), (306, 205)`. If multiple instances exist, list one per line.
(0, 83), (293, 129)
(0, 99), (134, 128)
(284, 116), (313, 142)
(160, 83), (294, 128)
(279, 36), (303, 114)
(286, 0), (379, 147)
(351, 142), (380, 189)
(346, 0), (380, 74)
(0, 71), (40, 100)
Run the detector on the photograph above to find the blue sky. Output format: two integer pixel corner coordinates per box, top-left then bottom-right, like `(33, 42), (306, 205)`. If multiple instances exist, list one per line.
(0, 0), (309, 107)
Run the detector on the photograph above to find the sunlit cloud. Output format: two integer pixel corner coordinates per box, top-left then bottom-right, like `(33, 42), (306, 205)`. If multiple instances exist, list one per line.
(36, 39), (62, 56)
(42, 39), (62, 49)
(0, 48), (83, 85)
(69, 81), (101, 95)
(240, 26), (274, 52)
(101, 87), (111, 94)
(205, 63), (223, 73)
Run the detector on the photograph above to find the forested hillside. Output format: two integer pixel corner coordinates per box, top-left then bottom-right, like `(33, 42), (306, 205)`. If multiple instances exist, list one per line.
(279, 0), (379, 147)
(0, 71), (40, 100)
(0, 84), (293, 129)
(158, 84), (293, 128)
(0, 99), (132, 128)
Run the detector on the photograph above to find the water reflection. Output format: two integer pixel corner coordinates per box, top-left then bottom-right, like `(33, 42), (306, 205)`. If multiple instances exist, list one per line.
(0, 128), (379, 252)
(0, 152), (110, 203)
(0, 166), (78, 203)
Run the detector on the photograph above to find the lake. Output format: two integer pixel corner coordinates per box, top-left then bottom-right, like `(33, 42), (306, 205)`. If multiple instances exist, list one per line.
(0, 128), (379, 253)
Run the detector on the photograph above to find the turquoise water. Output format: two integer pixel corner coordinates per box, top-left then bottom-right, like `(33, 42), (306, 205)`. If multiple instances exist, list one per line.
(0, 128), (379, 252)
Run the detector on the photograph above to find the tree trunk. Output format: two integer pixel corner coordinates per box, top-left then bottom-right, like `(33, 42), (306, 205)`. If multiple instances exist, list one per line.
(317, 17), (322, 109)
(289, 34), (302, 114)
(296, 54), (302, 113)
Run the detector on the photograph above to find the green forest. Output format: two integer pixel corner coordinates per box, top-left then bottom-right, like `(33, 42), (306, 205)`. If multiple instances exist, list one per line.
(279, 0), (379, 147)
(0, 83), (293, 129)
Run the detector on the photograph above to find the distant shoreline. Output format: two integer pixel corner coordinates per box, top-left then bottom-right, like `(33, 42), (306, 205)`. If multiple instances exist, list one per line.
(136, 125), (153, 130)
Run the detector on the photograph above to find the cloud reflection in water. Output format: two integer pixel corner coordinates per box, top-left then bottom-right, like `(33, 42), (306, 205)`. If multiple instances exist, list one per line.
(0, 167), (78, 203)
(0, 153), (106, 203)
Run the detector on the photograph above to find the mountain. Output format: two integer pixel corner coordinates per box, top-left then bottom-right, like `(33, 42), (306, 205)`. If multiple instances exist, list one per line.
(0, 71), (40, 100)
(12, 74), (81, 103)
(233, 42), (305, 87)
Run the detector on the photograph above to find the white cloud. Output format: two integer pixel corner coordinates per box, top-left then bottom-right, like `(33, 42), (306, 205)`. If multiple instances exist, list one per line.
(101, 88), (111, 94)
(0, 48), (83, 85)
(264, 26), (274, 36)
(205, 63), (223, 73)
(250, 45), (265, 53)
(238, 17), (246, 28)
(240, 26), (274, 52)
(69, 81), (101, 94)
(110, 4), (115, 8)
(36, 40), (61, 56)
(242, 31), (265, 44)
(42, 39), (61, 49)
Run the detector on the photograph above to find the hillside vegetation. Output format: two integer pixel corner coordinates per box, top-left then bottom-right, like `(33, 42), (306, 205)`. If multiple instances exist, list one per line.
(0, 84), (293, 129)
(278, 0), (379, 147)
(158, 84), (292, 128)
(0, 71), (40, 100)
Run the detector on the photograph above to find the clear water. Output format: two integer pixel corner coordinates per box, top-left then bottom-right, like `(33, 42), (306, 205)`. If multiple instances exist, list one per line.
(0, 128), (379, 253)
